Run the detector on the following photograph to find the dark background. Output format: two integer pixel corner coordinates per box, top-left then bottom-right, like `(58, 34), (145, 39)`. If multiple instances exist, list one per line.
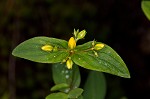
(0, 0), (150, 99)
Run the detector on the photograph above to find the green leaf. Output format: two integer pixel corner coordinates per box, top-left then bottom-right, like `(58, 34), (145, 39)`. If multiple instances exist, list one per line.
(50, 83), (69, 91)
(83, 71), (106, 99)
(78, 95), (83, 99)
(72, 41), (130, 78)
(12, 37), (69, 63)
(68, 88), (83, 98)
(45, 92), (68, 99)
(52, 63), (81, 92)
(142, 1), (150, 20)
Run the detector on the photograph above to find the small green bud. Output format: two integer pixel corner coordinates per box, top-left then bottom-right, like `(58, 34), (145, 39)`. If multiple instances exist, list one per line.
(94, 43), (104, 50)
(77, 30), (86, 40)
(93, 51), (98, 57)
(53, 46), (58, 52)
(41, 44), (53, 51)
(92, 40), (96, 46)
(73, 29), (79, 37)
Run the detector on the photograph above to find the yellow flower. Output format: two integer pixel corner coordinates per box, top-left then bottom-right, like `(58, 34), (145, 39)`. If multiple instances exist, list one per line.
(68, 37), (76, 49)
(94, 43), (104, 50)
(66, 58), (73, 69)
(41, 44), (53, 51)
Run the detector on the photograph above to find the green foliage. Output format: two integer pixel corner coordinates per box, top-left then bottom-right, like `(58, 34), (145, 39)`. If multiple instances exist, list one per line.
(68, 88), (83, 98)
(142, 1), (150, 20)
(46, 92), (68, 99)
(50, 83), (69, 91)
(12, 35), (130, 78)
(46, 88), (83, 99)
(12, 37), (69, 63)
(83, 71), (106, 99)
(52, 63), (81, 92)
(72, 41), (130, 78)
(12, 29), (130, 99)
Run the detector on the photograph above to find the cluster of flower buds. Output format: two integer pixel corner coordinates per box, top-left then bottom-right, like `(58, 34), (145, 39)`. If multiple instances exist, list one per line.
(41, 29), (104, 70)
(74, 29), (87, 41)
(66, 36), (77, 69)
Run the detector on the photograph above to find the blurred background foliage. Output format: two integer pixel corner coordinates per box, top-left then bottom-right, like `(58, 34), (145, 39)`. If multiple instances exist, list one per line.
(0, 0), (150, 99)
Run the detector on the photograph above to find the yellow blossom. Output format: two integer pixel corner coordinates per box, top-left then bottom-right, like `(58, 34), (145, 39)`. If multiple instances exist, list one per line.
(66, 58), (73, 69)
(68, 37), (76, 49)
(94, 43), (104, 50)
(41, 44), (53, 51)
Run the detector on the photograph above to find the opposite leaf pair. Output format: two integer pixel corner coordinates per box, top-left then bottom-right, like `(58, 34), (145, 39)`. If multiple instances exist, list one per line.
(12, 29), (130, 78)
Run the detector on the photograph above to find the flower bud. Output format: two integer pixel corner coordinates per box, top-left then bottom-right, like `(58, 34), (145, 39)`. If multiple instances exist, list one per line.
(66, 59), (73, 69)
(94, 43), (104, 50)
(41, 44), (53, 51)
(68, 37), (76, 49)
(53, 46), (58, 52)
(77, 30), (86, 40)
(93, 51), (98, 57)
(73, 29), (79, 37)
(92, 40), (96, 46)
